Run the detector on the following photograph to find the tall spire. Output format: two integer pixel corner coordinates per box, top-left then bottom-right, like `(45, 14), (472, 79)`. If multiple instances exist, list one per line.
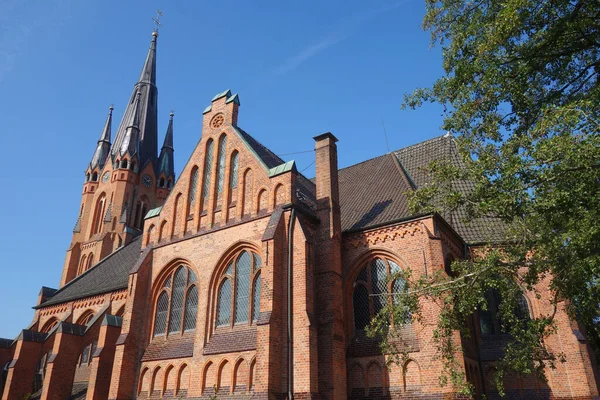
(157, 111), (175, 181)
(138, 31), (158, 85)
(110, 32), (159, 167)
(89, 105), (113, 170)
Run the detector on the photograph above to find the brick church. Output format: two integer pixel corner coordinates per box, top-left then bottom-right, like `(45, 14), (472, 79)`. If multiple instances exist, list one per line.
(0, 30), (598, 400)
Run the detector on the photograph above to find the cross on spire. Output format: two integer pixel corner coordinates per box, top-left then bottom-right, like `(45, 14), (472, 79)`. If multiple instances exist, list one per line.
(152, 9), (163, 34)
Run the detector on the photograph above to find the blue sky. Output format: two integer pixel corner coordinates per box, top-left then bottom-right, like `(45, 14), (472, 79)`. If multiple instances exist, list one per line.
(0, 0), (445, 338)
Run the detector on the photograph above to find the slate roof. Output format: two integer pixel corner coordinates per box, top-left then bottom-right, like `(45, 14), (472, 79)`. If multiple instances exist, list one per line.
(38, 236), (142, 308)
(338, 134), (505, 244)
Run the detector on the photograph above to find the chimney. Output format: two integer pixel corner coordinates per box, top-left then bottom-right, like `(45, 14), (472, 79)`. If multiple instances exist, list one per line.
(312, 132), (347, 398)
(313, 132), (341, 236)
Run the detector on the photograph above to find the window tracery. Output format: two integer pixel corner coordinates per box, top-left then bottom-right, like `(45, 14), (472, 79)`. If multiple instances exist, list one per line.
(352, 257), (407, 331)
(216, 250), (262, 327)
(153, 265), (198, 337)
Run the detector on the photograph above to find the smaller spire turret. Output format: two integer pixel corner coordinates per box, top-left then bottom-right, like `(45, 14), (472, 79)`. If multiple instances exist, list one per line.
(157, 111), (175, 184)
(89, 105), (113, 170)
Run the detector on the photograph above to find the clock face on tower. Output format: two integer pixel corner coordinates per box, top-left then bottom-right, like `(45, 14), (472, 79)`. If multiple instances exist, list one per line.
(102, 172), (110, 183)
(142, 174), (153, 187)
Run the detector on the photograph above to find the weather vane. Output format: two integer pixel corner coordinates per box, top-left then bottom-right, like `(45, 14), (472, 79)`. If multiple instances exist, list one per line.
(152, 9), (163, 33)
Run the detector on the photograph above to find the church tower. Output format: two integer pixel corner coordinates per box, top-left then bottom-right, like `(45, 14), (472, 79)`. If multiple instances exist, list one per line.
(60, 31), (174, 287)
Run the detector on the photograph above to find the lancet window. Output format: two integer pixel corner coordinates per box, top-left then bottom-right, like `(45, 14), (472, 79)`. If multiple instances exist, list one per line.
(216, 135), (228, 204)
(153, 265), (198, 337)
(201, 139), (214, 211)
(228, 151), (239, 204)
(188, 166), (199, 217)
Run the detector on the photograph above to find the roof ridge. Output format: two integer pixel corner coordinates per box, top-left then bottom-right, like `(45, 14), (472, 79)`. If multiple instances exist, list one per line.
(48, 236), (142, 299)
(335, 134), (449, 175)
(393, 133), (449, 153)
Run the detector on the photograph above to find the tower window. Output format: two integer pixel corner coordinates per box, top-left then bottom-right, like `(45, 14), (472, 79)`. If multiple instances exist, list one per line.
(90, 193), (107, 237)
(159, 177), (165, 187)
(91, 172), (98, 182)
(152, 265), (198, 337)
(216, 250), (262, 328)
(120, 159), (128, 169)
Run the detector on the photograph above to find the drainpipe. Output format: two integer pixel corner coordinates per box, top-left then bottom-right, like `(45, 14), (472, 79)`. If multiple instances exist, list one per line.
(287, 207), (296, 400)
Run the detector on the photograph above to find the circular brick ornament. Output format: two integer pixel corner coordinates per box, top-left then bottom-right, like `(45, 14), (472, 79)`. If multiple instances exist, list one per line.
(211, 114), (224, 128)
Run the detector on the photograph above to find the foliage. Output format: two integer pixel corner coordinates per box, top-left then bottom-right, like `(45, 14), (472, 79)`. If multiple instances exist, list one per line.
(370, 0), (600, 397)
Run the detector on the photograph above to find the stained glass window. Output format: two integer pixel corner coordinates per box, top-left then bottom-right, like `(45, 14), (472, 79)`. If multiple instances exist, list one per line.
(215, 249), (262, 328)
(169, 268), (186, 333)
(252, 272), (261, 322)
(183, 286), (198, 331)
(153, 265), (199, 337)
(154, 291), (169, 336)
(235, 251), (251, 323)
(353, 284), (370, 330)
(352, 257), (407, 331)
(217, 279), (232, 326)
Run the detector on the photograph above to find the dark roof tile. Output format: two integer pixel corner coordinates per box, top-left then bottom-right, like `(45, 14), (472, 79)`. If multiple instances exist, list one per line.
(38, 236), (142, 308)
(337, 134), (505, 243)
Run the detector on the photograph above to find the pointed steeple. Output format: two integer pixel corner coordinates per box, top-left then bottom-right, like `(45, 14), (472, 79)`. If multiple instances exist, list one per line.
(157, 111), (175, 182)
(111, 32), (159, 167)
(89, 105), (113, 170)
(139, 31), (158, 85)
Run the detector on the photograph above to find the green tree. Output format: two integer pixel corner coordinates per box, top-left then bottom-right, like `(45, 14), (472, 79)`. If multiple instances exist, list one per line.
(370, 0), (600, 396)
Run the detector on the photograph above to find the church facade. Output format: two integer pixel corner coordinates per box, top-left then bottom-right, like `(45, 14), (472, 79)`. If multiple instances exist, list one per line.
(0, 31), (598, 400)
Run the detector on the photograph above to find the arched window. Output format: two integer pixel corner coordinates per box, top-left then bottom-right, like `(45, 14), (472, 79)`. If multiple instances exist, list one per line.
(159, 177), (165, 187)
(120, 159), (128, 169)
(152, 265), (198, 337)
(86, 173), (90, 182)
(201, 139), (214, 212)
(352, 257), (407, 331)
(77, 311), (94, 326)
(87, 253), (94, 271)
(216, 135), (227, 205)
(167, 179), (173, 189)
(133, 196), (150, 230)
(188, 166), (199, 217)
(216, 250), (262, 328)
(479, 288), (530, 336)
(91, 172), (98, 181)
(40, 318), (58, 333)
(90, 193), (107, 237)
(228, 151), (239, 205)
